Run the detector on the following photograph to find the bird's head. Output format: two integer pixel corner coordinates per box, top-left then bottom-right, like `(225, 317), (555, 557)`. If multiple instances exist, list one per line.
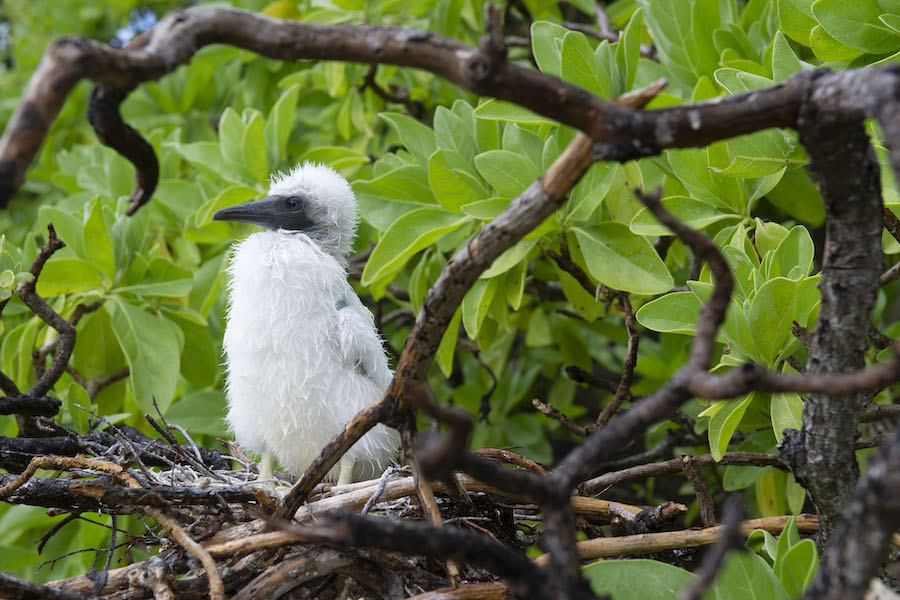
(212, 162), (358, 260)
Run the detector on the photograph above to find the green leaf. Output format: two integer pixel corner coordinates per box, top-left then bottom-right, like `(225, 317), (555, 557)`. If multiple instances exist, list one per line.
(265, 84), (300, 168)
(812, 0), (900, 54)
(379, 112), (437, 166)
(301, 146), (370, 171)
(482, 239), (537, 278)
(241, 110), (268, 183)
(771, 32), (806, 82)
(436, 308), (462, 377)
(635, 292), (701, 335)
(362, 208), (470, 285)
(106, 298), (181, 414)
(707, 393), (754, 461)
(755, 219), (790, 258)
(749, 278), (800, 366)
(115, 258), (193, 298)
(768, 225), (815, 279)
(428, 150), (485, 212)
(777, 0), (817, 46)
(35, 256), (104, 296)
(616, 8), (643, 91)
(561, 31), (606, 96)
(82, 197), (115, 282)
(461, 198), (509, 220)
(704, 550), (790, 600)
(639, 0), (704, 90)
(219, 107), (246, 171)
(355, 166), (436, 231)
(630, 196), (737, 236)
(583, 558), (694, 599)
(809, 24), (865, 60)
(434, 106), (476, 159)
(777, 538), (818, 596)
(165, 390), (228, 437)
(474, 150), (540, 198)
(572, 223), (675, 294)
(531, 20), (569, 77)
(462, 277), (497, 339)
(668, 147), (746, 214)
(194, 185), (261, 228)
(566, 162), (618, 223)
(473, 99), (557, 126)
(766, 167), (825, 226)
(63, 382), (91, 434)
(770, 392), (803, 443)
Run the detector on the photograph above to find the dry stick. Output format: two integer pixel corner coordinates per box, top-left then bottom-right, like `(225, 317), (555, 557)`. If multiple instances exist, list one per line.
(0, 456), (224, 600)
(277, 79), (669, 521)
(406, 582), (511, 600)
(595, 295), (639, 427)
(681, 454), (716, 527)
(533, 515), (819, 566)
(881, 261), (900, 286)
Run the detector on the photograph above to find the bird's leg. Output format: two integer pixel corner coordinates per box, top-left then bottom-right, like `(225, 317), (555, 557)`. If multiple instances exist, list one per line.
(258, 452), (275, 481)
(337, 456), (356, 485)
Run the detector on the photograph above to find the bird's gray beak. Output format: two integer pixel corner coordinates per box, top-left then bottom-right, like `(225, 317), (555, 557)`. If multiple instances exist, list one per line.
(212, 195), (283, 227)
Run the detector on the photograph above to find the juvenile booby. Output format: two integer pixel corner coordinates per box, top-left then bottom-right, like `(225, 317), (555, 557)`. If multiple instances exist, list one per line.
(213, 163), (399, 484)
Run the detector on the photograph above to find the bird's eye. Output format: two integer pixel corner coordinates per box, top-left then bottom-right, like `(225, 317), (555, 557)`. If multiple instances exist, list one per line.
(287, 198), (302, 211)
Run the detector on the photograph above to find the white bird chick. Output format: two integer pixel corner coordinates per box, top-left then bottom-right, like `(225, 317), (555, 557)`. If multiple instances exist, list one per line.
(213, 162), (399, 484)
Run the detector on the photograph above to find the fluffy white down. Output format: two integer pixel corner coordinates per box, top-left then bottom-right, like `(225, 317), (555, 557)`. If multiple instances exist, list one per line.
(222, 228), (398, 482)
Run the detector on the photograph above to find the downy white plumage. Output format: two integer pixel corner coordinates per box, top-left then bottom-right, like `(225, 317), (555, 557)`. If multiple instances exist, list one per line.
(213, 163), (399, 484)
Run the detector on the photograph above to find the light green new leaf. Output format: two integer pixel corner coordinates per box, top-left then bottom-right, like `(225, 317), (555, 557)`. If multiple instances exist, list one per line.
(434, 106), (476, 159)
(707, 393), (755, 462)
(583, 559), (694, 600)
(755, 219), (790, 258)
(812, 0), (900, 54)
(635, 292), (701, 335)
(264, 84), (300, 169)
(474, 150), (540, 198)
(572, 223), (674, 294)
(771, 392), (803, 443)
(769, 225), (815, 279)
(630, 196), (737, 236)
(379, 112), (437, 166)
(362, 208), (470, 285)
(639, 0), (702, 90)
(106, 298), (181, 414)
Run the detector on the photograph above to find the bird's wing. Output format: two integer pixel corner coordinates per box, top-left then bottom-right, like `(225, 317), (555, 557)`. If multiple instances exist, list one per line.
(330, 288), (392, 388)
